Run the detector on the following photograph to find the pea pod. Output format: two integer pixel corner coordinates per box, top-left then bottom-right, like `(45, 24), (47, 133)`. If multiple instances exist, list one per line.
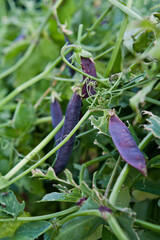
(81, 57), (97, 98)
(54, 92), (82, 175)
(109, 115), (147, 176)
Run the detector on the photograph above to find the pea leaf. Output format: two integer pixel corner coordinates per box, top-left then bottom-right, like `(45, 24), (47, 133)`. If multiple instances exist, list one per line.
(40, 188), (81, 203)
(133, 179), (160, 195)
(0, 191), (25, 217)
(143, 111), (160, 139)
(3, 221), (52, 240)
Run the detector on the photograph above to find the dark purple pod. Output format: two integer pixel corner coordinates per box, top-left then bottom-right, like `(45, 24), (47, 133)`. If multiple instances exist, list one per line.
(81, 57), (97, 98)
(64, 34), (75, 77)
(50, 99), (63, 144)
(109, 115), (147, 176)
(54, 92), (82, 175)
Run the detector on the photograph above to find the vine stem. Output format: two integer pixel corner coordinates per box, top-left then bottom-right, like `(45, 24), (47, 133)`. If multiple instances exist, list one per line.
(108, 0), (142, 20)
(1, 110), (91, 189)
(134, 219), (160, 233)
(104, 156), (121, 198)
(105, 0), (133, 77)
(4, 118), (65, 180)
(109, 132), (153, 205)
(0, 0), (63, 80)
(0, 206), (79, 222)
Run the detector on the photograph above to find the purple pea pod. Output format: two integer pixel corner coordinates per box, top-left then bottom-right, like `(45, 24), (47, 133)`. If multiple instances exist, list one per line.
(54, 92), (82, 175)
(50, 98), (63, 144)
(81, 57), (97, 98)
(109, 115), (147, 177)
(64, 34), (75, 77)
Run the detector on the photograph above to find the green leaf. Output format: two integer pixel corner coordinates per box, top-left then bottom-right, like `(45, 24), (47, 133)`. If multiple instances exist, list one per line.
(0, 175), (8, 190)
(0, 191), (25, 217)
(118, 214), (140, 240)
(115, 187), (131, 208)
(55, 216), (103, 240)
(137, 230), (160, 240)
(129, 81), (155, 123)
(102, 226), (118, 240)
(0, 212), (30, 238)
(55, 197), (103, 240)
(90, 112), (109, 135)
(41, 188), (81, 203)
(64, 169), (79, 188)
(133, 179), (160, 195)
(4, 221), (52, 240)
(13, 102), (36, 133)
(143, 111), (160, 139)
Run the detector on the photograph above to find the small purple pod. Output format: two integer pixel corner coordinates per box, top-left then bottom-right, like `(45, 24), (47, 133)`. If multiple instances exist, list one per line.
(81, 57), (97, 98)
(109, 115), (147, 177)
(50, 99), (63, 144)
(54, 92), (82, 175)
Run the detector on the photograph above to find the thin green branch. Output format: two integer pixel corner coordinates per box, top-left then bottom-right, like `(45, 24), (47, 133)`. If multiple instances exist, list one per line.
(104, 156), (121, 198)
(107, 212), (128, 240)
(105, 0), (133, 77)
(108, 0), (142, 20)
(134, 218), (160, 233)
(94, 46), (114, 60)
(0, 206), (79, 222)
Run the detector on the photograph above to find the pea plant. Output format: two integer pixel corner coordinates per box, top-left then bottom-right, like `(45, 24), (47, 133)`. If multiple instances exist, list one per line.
(0, 0), (160, 239)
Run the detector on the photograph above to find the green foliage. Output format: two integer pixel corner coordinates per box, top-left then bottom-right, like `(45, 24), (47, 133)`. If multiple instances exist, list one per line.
(0, 191), (25, 218)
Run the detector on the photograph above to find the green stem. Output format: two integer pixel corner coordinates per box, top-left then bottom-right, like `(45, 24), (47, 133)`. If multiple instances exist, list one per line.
(134, 219), (160, 233)
(139, 132), (153, 151)
(94, 46), (114, 60)
(76, 128), (96, 139)
(4, 118), (65, 180)
(105, 0), (133, 77)
(1, 110), (91, 189)
(0, 206), (79, 222)
(109, 163), (130, 205)
(104, 156), (121, 198)
(145, 97), (160, 106)
(77, 24), (83, 45)
(107, 212), (128, 240)
(34, 116), (52, 125)
(79, 155), (109, 185)
(108, 0), (142, 20)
